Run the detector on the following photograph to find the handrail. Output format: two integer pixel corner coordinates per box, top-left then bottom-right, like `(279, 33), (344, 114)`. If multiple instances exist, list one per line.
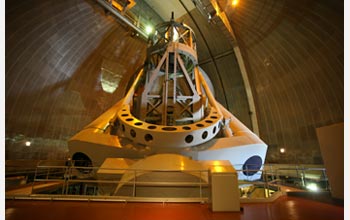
(6, 161), (330, 201)
(8, 161), (328, 177)
(32, 178), (209, 187)
(35, 165), (209, 173)
(27, 165), (210, 200)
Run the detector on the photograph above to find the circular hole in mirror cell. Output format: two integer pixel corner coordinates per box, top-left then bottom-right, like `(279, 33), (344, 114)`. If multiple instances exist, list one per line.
(196, 124), (204, 127)
(126, 118), (134, 121)
(205, 120), (213, 123)
(134, 122), (143, 126)
(130, 129), (136, 138)
(122, 109), (127, 111)
(210, 116), (218, 119)
(185, 135), (193, 143)
(212, 126), (216, 134)
(72, 152), (93, 174)
(162, 127), (177, 131)
(202, 131), (208, 139)
(144, 134), (153, 142)
(242, 156), (263, 176)
(121, 114), (129, 117)
(148, 125), (157, 129)
(182, 126), (191, 130)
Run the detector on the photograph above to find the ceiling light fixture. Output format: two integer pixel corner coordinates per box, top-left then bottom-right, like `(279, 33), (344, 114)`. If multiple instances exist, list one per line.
(232, 0), (239, 7)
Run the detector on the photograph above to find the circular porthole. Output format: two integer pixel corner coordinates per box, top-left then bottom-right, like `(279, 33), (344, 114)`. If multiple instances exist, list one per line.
(212, 126), (216, 134)
(126, 118), (133, 122)
(134, 122), (143, 126)
(205, 120), (213, 123)
(242, 156), (263, 176)
(148, 125), (157, 129)
(202, 131), (208, 139)
(196, 124), (204, 127)
(185, 135), (193, 143)
(72, 152), (93, 174)
(162, 127), (177, 131)
(182, 126), (191, 130)
(121, 114), (129, 117)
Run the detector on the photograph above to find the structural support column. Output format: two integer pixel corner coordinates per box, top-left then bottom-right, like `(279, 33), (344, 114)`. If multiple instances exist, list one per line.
(232, 46), (259, 136)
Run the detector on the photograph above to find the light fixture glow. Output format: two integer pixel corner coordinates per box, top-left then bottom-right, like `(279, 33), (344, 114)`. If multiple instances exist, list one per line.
(232, 0), (239, 6)
(145, 25), (153, 35)
(280, 148), (285, 153)
(25, 141), (31, 147)
(306, 183), (318, 191)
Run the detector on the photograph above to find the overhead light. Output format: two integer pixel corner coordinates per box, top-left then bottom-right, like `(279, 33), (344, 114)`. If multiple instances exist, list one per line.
(145, 25), (153, 35)
(25, 141), (31, 147)
(232, 0), (239, 6)
(279, 148), (285, 154)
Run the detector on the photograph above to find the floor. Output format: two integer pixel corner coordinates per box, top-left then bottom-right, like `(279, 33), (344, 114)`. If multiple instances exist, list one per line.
(5, 196), (344, 220)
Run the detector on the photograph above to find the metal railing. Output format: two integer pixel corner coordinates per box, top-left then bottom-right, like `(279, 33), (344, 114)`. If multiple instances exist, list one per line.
(262, 164), (329, 191)
(6, 160), (330, 201)
(29, 164), (209, 201)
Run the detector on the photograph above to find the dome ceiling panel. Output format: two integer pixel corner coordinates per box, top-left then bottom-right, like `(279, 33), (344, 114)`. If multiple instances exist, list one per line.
(222, 0), (343, 163)
(6, 0), (147, 160)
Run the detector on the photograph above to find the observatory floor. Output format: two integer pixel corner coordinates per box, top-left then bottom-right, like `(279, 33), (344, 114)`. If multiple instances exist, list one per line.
(5, 196), (343, 220)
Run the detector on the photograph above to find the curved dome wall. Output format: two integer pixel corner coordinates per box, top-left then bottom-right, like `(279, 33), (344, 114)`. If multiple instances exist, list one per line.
(229, 0), (343, 163)
(6, 0), (147, 159)
(5, 0), (344, 164)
